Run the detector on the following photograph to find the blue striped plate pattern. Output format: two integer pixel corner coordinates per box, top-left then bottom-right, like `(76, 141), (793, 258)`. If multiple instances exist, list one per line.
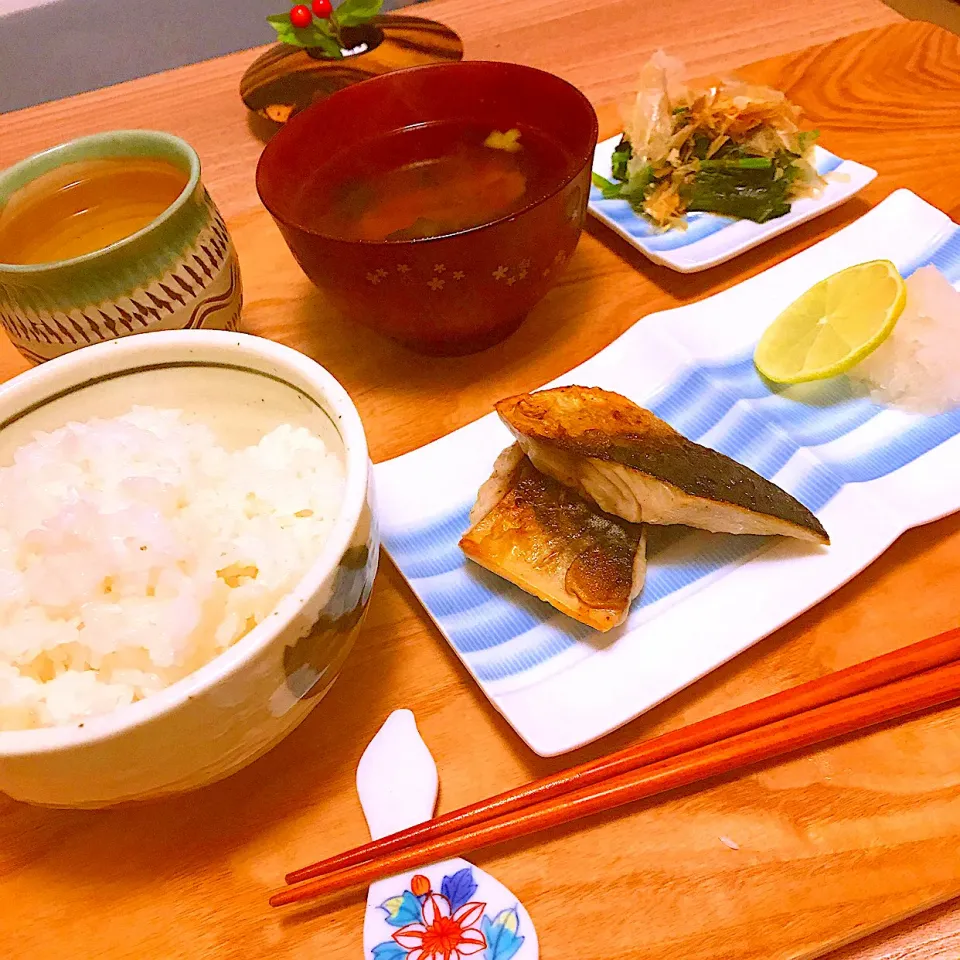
(375, 190), (960, 756)
(588, 136), (877, 273)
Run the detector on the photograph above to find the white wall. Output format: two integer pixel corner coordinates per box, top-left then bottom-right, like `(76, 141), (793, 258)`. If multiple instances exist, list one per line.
(1, 0), (417, 113)
(0, 0), (61, 15)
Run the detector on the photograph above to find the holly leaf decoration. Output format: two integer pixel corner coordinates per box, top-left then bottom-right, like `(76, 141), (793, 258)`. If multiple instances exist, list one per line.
(266, 11), (344, 56)
(266, 13), (304, 46)
(333, 0), (384, 27)
(309, 24), (345, 58)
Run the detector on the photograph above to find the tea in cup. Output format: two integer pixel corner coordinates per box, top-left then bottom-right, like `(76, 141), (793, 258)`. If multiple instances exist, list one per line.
(0, 130), (242, 363)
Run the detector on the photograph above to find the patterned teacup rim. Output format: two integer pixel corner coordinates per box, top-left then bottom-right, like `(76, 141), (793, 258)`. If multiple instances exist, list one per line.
(0, 130), (200, 273)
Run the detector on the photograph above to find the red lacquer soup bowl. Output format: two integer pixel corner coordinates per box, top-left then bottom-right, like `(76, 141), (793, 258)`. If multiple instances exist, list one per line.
(256, 60), (598, 356)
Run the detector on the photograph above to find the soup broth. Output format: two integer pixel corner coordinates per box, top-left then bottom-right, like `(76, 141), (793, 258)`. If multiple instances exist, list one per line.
(300, 120), (574, 242)
(0, 157), (188, 265)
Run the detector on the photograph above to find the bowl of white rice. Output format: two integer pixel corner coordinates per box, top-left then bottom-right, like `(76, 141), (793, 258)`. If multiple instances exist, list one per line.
(0, 329), (377, 807)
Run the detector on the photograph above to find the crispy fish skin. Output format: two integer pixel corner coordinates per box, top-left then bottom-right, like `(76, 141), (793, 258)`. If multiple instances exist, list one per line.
(460, 444), (647, 632)
(496, 386), (829, 545)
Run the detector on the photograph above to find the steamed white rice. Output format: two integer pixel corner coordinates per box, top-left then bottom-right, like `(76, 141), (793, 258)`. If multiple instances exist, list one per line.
(0, 406), (345, 731)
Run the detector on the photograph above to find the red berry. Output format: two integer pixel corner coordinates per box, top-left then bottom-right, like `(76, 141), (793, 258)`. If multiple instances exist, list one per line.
(289, 4), (312, 28)
(311, 0), (332, 17)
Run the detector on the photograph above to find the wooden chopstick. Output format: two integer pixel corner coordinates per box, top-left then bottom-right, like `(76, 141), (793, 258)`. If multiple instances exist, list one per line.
(284, 627), (960, 887)
(272, 629), (960, 908)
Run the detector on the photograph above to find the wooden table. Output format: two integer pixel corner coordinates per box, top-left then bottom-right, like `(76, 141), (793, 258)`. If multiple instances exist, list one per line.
(6, 2), (960, 958)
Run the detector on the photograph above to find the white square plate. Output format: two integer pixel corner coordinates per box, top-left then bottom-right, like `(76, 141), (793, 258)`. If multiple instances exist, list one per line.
(375, 190), (960, 756)
(588, 134), (877, 273)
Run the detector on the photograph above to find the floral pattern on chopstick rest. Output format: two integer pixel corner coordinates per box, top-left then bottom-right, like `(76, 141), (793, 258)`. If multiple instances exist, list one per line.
(371, 867), (525, 960)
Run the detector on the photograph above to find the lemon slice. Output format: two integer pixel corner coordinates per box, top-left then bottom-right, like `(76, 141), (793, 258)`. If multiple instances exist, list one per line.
(754, 260), (906, 384)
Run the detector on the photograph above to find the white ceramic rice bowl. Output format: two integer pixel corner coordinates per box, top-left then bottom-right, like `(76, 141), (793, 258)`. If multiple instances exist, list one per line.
(0, 330), (378, 807)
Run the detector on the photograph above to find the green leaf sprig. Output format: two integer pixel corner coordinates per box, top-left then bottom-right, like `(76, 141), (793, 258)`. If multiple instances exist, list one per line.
(267, 0), (384, 57)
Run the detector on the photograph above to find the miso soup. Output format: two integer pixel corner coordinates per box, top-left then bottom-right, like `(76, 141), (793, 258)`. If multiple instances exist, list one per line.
(299, 120), (575, 242)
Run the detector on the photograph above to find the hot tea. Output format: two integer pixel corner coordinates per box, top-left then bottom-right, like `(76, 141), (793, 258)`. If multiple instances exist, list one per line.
(0, 157), (188, 265)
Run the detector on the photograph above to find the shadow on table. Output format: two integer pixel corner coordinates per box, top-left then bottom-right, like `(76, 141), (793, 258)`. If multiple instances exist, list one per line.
(584, 194), (874, 305)
(247, 246), (602, 399)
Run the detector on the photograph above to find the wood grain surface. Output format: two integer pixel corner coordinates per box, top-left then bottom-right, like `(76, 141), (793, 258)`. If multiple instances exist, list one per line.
(8, 4), (960, 960)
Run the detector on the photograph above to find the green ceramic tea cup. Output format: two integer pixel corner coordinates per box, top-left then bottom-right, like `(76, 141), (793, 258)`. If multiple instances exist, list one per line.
(0, 130), (242, 364)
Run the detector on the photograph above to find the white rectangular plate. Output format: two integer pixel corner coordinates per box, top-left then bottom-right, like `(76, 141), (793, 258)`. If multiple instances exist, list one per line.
(375, 189), (960, 756)
(588, 135), (877, 273)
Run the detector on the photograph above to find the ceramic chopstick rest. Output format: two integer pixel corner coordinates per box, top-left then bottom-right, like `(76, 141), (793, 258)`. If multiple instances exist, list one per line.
(358, 710), (538, 960)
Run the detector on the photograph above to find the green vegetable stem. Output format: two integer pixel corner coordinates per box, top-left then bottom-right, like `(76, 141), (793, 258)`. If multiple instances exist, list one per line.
(610, 137), (633, 182)
(606, 127), (817, 225)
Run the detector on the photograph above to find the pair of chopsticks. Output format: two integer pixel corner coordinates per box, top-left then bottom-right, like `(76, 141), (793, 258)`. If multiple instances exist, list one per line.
(271, 626), (960, 908)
